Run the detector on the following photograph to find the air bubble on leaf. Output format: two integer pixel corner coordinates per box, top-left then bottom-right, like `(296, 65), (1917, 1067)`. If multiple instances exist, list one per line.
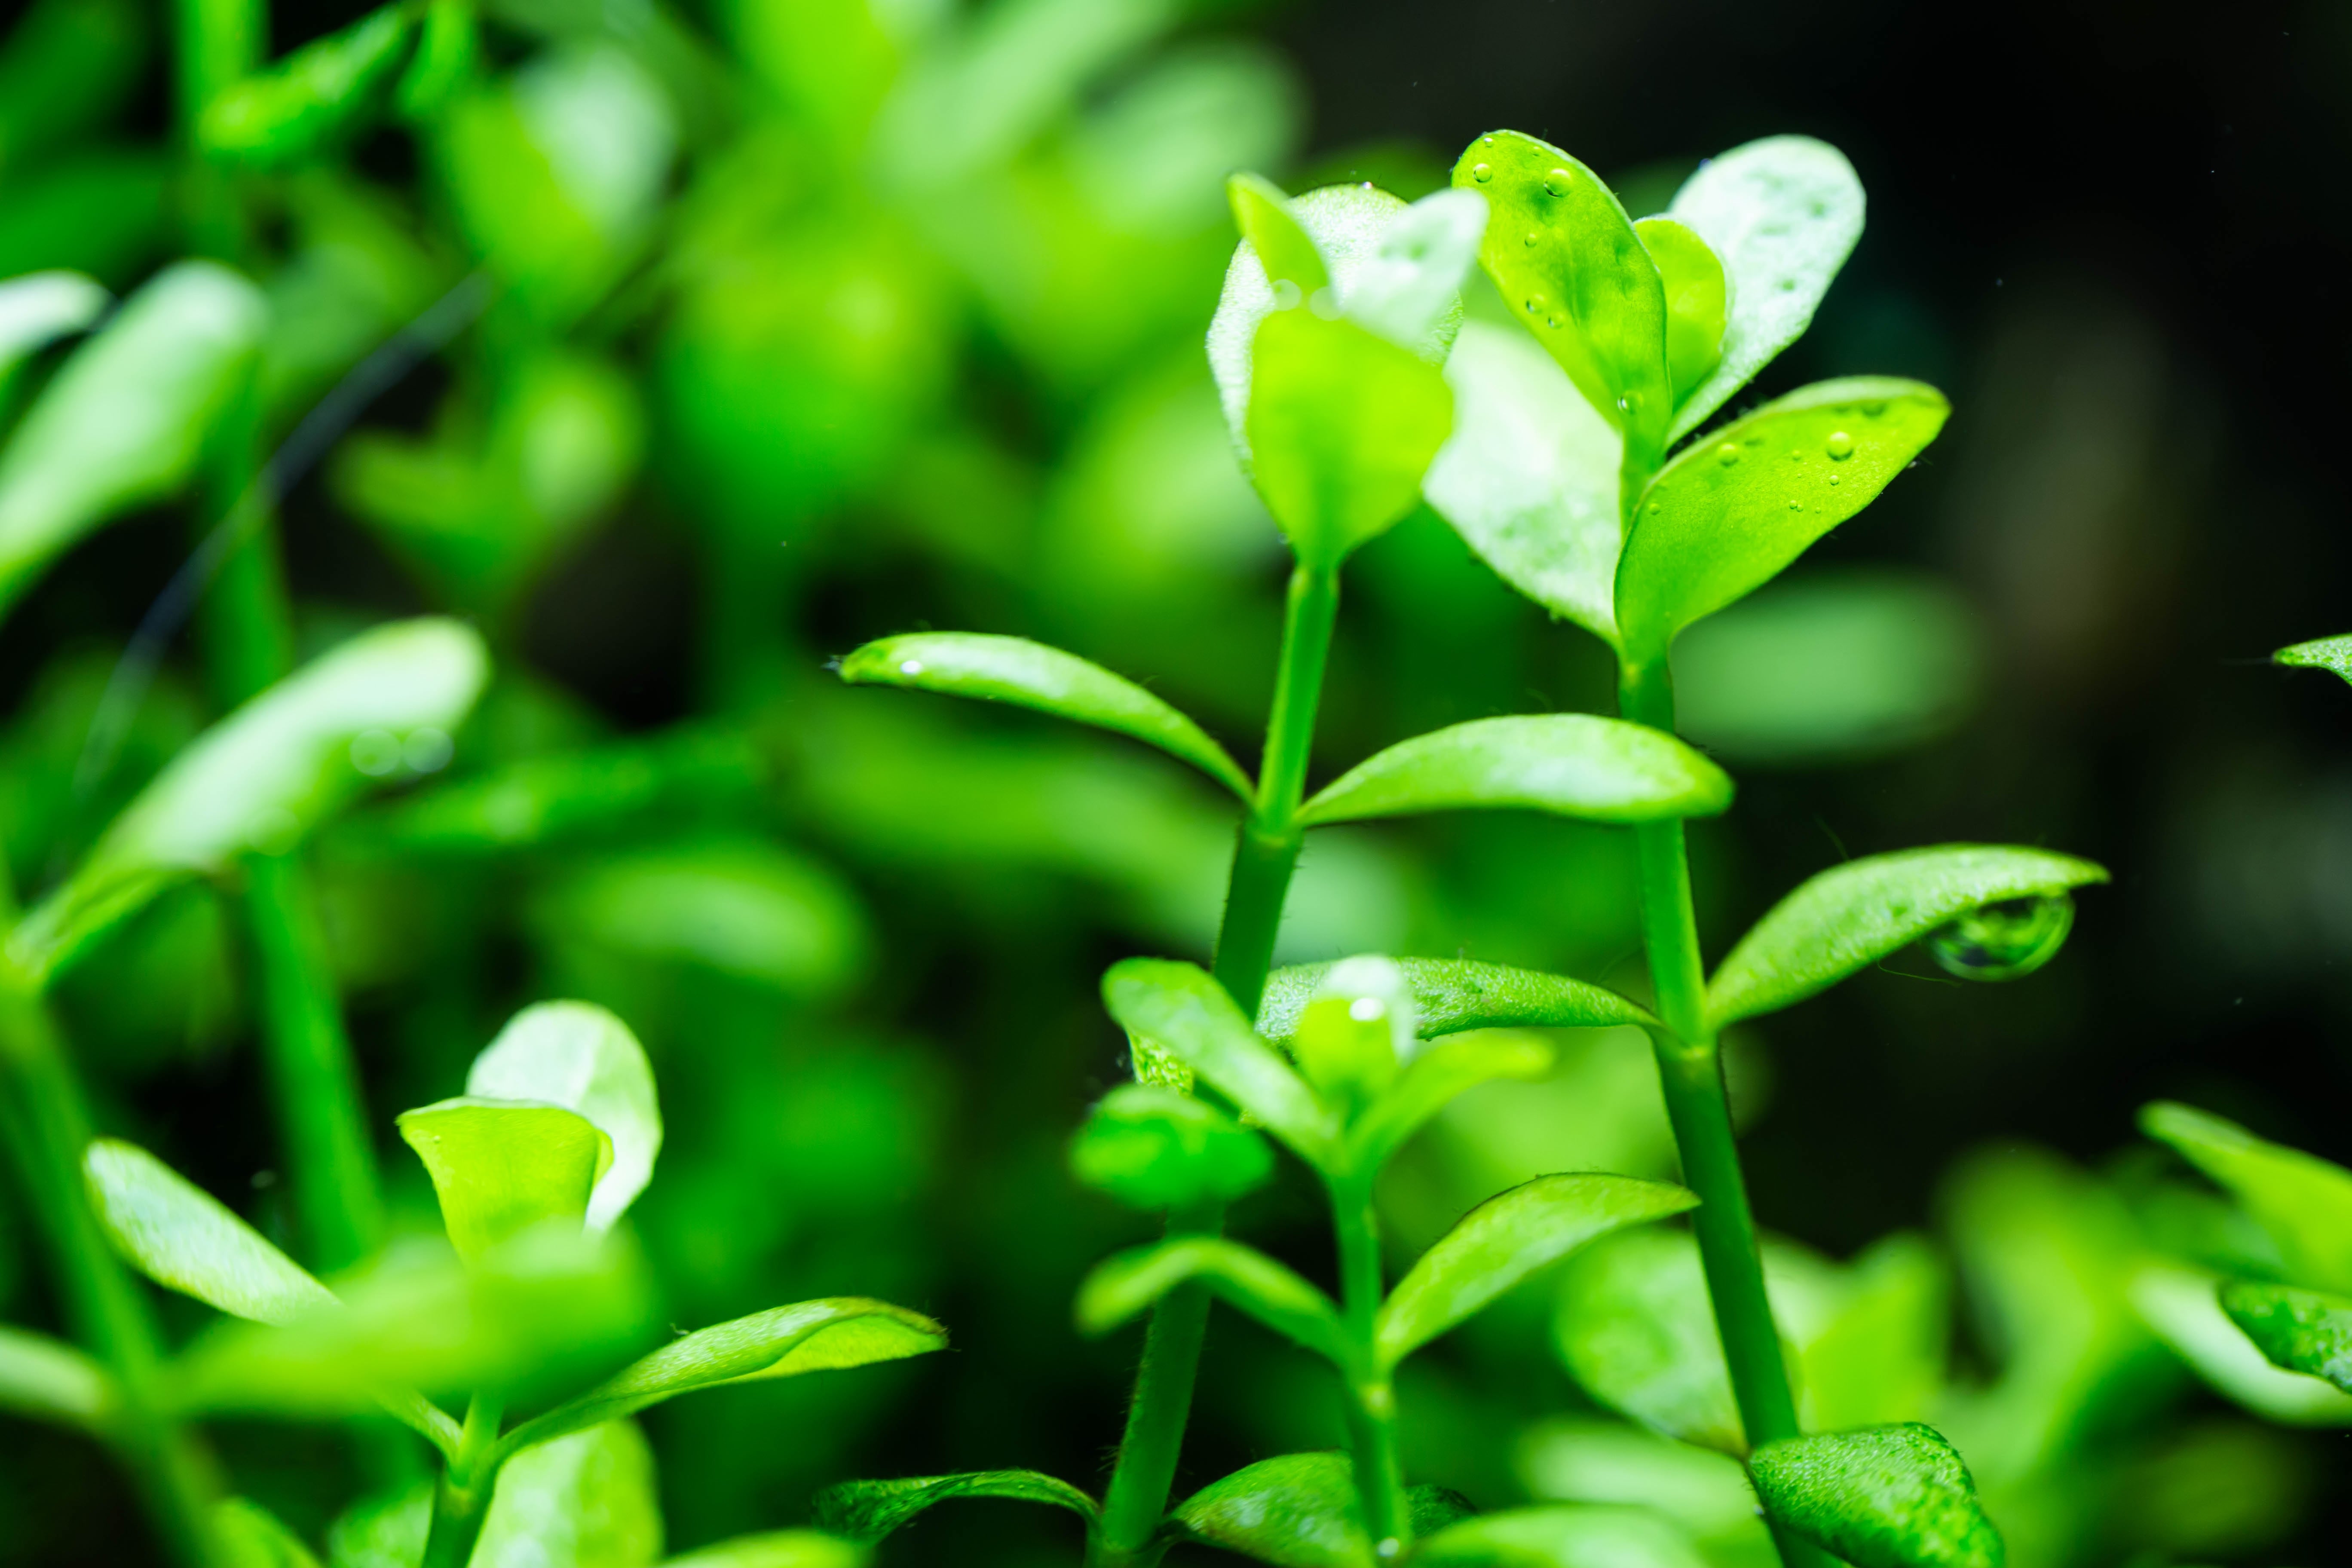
(1523, 230), (1540, 247)
(1826, 430), (1856, 460)
(1716, 444), (1740, 466)
(403, 727), (454, 774)
(1926, 894), (2075, 982)
(1544, 168), (1574, 196)
(1271, 278), (1304, 311)
(350, 729), (402, 776)
(1471, 162), (1494, 183)
(1828, 474), (1841, 486)
(1787, 499), (1802, 511)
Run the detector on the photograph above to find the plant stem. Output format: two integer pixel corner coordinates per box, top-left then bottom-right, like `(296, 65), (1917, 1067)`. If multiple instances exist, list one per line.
(1617, 658), (1834, 1568)
(423, 1389), (506, 1568)
(1332, 1173), (1408, 1559)
(1093, 563), (1342, 1565)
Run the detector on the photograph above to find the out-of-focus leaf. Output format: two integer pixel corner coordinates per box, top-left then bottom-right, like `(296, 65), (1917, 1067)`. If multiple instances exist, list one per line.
(13, 618), (489, 982)
(0, 270), (107, 386)
(2276, 634), (2352, 686)
(1749, 1424), (2003, 1568)
(1665, 137), (1866, 442)
(1556, 1229), (1746, 1454)
(1164, 1453), (1370, 1568)
(1069, 1084), (1272, 1210)
(0, 151), (170, 285)
(199, 7), (415, 165)
(1802, 1234), (1950, 1432)
(836, 632), (1251, 800)
(398, 1099), (609, 1262)
(1288, 954), (1416, 1110)
(0, 262), (266, 621)
(325, 1484), (429, 1568)
(660, 1533), (866, 1568)
(83, 1139), (337, 1323)
(217, 1497), (324, 1568)
(395, 0), (477, 120)
(1102, 958), (1337, 1164)
(1298, 714), (1732, 828)
(472, 1420), (662, 1568)
(1704, 846), (2107, 1030)
(2220, 1278), (2352, 1394)
(1346, 1030), (1556, 1173)
(465, 1001), (659, 1235)
(498, 1298), (946, 1458)
(812, 1471), (1097, 1545)
(1341, 188), (1486, 354)
(2128, 1265), (2352, 1425)
(1260, 958), (1657, 1044)
(1635, 217), (1726, 402)
(1517, 1418), (1761, 1540)
(1415, 1504), (1712, 1568)
(1378, 1175), (1695, 1368)
(0, 0), (147, 175)
(1076, 1237), (1348, 1366)
(1614, 378), (1949, 663)
(1421, 318), (1625, 645)
(1228, 173), (1330, 296)
(0, 1324), (118, 1434)
(2140, 1102), (2352, 1294)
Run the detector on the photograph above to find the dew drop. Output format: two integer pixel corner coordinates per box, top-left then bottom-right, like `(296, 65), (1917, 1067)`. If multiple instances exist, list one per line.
(1788, 499), (1803, 511)
(1271, 278), (1303, 310)
(1825, 429), (1855, 459)
(1828, 473), (1841, 486)
(899, 658), (925, 676)
(1523, 229), (1540, 247)
(1544, 167), (1574, 197)
(1471, 162), (1494, 183)
(1927, 895), (2075, 982)
(1715, 444), (1740, 466)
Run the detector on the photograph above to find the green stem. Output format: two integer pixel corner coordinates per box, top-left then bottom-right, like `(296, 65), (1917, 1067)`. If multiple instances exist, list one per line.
(1332, 1174), (1407, 1559)
(1092, 563), (1342, 1565)
(423, 1390), (505, 1568)
(172, 0), (260, 260)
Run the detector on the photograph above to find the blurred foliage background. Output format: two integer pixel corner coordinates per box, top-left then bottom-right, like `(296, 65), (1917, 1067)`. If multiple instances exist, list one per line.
(2, 0), (2350, 1563)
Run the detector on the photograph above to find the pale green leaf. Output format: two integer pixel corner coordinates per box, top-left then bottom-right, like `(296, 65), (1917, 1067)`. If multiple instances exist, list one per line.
(1749, 1424), (2003, 1568)
(836, 632), (1251, 800)
(466, 1001), (661, 1235)
(1287, 954), (1416, 1111)
(1229, 173), (1332, 295)
(0, 1324), (117, 1434)
(325, 1484), (430, 1568)
(2277, 634), (2352, 687)
(1345, 1030), (1557, 1175)
(1101, 958), (1337, 1165)
(812, 1471), (1097, 1545)
(1665, 136), (1867, 442)
(397, 1099), (610, 1262)
(1705, 846), (2108, 1031)
(1517, 1418), (1761, 1539)
(1164, 1453), (1370, 1568)
(661, 1532), (867, 1568)
(1556, 1230), (1746, 1454)
(1801, 1233), (1950, 1432)
(1415, 1504), (1712, 1568)
(199, 7), (416, 166)
(0, 261), (267, 622)
(217, 1496), (324, 1568)
(473, 1421), (662, 1568)
(2219, 1278), (2352, 1394)
(1341, 187), (1487, 354)
(1069, 1084), (1273, 1211)
(2139, 1101), (2352, 1294)
(1635, 217), (1726, 402)
(1259, 958), (1657, 1044)
(2126, 1265), (2352, 1425)
(0, 270), (107, 383)
(1075, 1236), (1348, 1367)
(498, 1298), (946, 1458)
(1298, 715), (1732, 828)
(1378, 1174), (1696, 1369)
(83, 1138), (337, 1323)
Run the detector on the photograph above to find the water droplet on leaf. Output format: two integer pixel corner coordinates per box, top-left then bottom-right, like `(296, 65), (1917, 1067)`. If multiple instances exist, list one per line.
(1544, 168), (1574, 196)
(1716, 444), (1740, 466)
(1471, 162), (1494, 183)
(1828, 474), (1841, 486)
(1826, 430), (1855, 460)
(1523, 229), (1540, 247)
(1927, 894), (2075, 982)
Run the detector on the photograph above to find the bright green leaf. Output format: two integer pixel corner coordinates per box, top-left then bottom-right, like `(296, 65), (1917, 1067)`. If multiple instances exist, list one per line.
(1378, 1174), (1696, 1369)
(1749, 1424), (2004, 1568)
(1298, 715), (1732, 828)
(660, 1532), (866, 1568)
(1635, 217), (1725, 402)
(395, 0), (476, 121)
(83, 1138), (337, 1323)
(1260, 958), (1657, 1044)
(1069, 1084), (1273, 1211)
(496, 1298), (946, 1458)
(1345, 1030), (1556, 1174)
(1801, 1233), (1951, 1432)
(0, 1324), (117, 1434)
(0, 270), (107, 385)
(1706, 846), (2108, 1031)
(2219, 1278), (2352, 1394)
(0, 261), (266, 622)
(1665, 136), (1867, 443)
(836, 632), (1252, 800)
(2276, 634), (2352, 687)
(812, 1471), (1097, 1546)
(1101, 958), (1337, 1165)
(1414, 1504), (1712, 1568)
(465, 1001), (661, 1236)
(1164, 1452), (1371, 1568)
(1229, 173), (1331, 295)
(1288, 954), (1415, 1111)
(397, 1099), (610, 1262)
(199, 7), (416, 166)
(1516, 1418), (1761, 1539)
(1075, 1236), (1348, 1367)
(325, 1484), (430, 1568)
(473, 1420), (662, 1568)
(1615, 377), (1949, 663)
(217, 1496), (324, 1568)
(2139, 1101), (2352, 1295)
(2128, 1265), (2352, 1425)
(1556, 1230), (1746, 1454)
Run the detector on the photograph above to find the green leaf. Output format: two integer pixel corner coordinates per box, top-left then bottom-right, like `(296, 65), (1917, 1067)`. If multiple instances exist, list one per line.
(2128, 1265), (2352, 1425)
(1342, 188), (1487, 354)
(1517, 1418), (1761, 1539)
(0, 261), (267, 623)
(1748, 1424), (2004, 1568)
(1229, 173), (1332, 296)
(1421, 318), (1625, 646)
(1414, 1504), (1712, 1568)
(217, 1497), (324, 1568)
(1101, 958), (1338, 1166)
(1705, 846), (2108, 1031)
(1634, 218), (1726, 403)
(1246, 306), (1453, 567)
(324, 1483), (430, 1568)
(2219, 1278), (2352, 1393)
(1288, 954), (1416, 1111)
(2276, 634), (2352, 686)
(83, 1138), (337, 1323)
(1453, 130), (1671, 466)
(1665, 136), (1867, 443)
(1069, 1084), (1273, 1211)
(464, 1001), (661, 1235)
(396, 1099), (611, 1262)
(1378, 1175), (1696, 1369)
(1297, 715), (1732, 828)
(12, 618), (490, 983)
(198, 6), (416, 166)
(472, 1420), (662, 1568)
(1345, 1030), (1557, 1175)
(660, 1533), (866, 1568)
(1555, 1230), (1746, 1454)
(496, 1298), (946, 1458)
(1164, 1452), (1372, 1568)
(1259, 958), (1657, 1044)
(1075, 1236), (1349, 1367)
(0, 270), (107, 385)
(1800, 1233), (1950, 1432)
(836, 632), (1251, 800)
(1614, 377), (1950, 663)
(812, 1471), (1098, 1546)
(2139, 1101), (2352, 1294)
(395, 0), (476, 121)
(0, 1324), (118, 1434)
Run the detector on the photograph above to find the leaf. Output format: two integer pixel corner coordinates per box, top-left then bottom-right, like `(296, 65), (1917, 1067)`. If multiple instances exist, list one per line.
(1297, 715), (1732, 828)
(1229, 173), (1332, 296)
(465, 1001), (661, 1235)
(1288, 954), (1417, 1110)
(1421, 318), (1625, 646)
(198, 6), (416, 166)
(1259, 958), (1657, 1044)
(1705, 846), (2108, 1031)
(1075, 1236), (1349, 1367)
(0, 1324), (118, 1434)
(1345, 1031), (1557, 1174)
(1555, 1230), (1745, 1454)
(472, 1420), (663, 1568)
(1378, 1175), (1697, 1369)
(1665, 136), (1867, 443)
(12, 618), (490, 983)
(2276, 634), (2352, 686)
(1069, 1084), (1273, 1211)
(2127, 1265), (2352, 1425)
(2138, 1101), (2352, 1294)
(659, 1533), (867, 1568)
(1517, 1418), (1761, 1537)
(811, 1471), (1097, 1545)
(1634, 218), (1726, 402)
(217, 1497), (325, 1568)
(83, 1138), (338, 1323)
(1748, 1424), (2004, 1568)
(2219, 1278), (2352, 1393)
(1101, 958), (1338, 1165)
(0, 261), (267, 622)
(396, 1099), (611, 1262)
(0, 270), (107, 384)
(1246, 306), (1453, 567)
(1800, 1233), (1950, 1432)
(1342, 188), (1487, 353)
(395, 0), (477, 121)
(326, 1484), (431, 1568)
(1414, 1504), (1713, 1568)
(1614, 377), (1950, 663)
(1453, 131), (1671, 466)
(836, 632), (1251, 800)
(1164, 1452), (1372, 1568)
(496, 1298), (946, 1458)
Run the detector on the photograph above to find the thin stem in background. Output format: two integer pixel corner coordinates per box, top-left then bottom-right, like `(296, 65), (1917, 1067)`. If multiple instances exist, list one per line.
(1332, 1173), (1408, 1558)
